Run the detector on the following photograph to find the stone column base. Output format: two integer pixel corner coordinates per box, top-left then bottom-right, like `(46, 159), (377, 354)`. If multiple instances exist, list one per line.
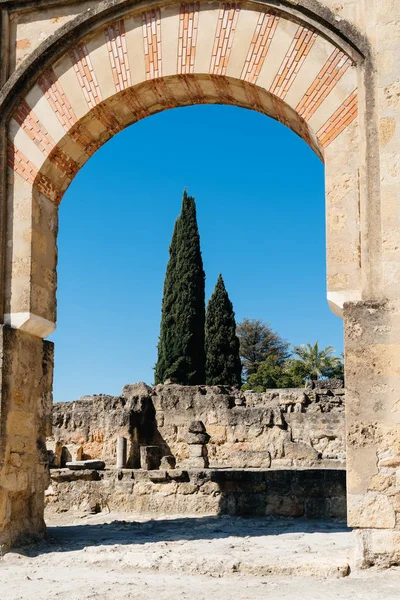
(344, 300), (400, 567)
(344, 300), (400, 525)
(354, 529), (400, 568)
(0, 326), (53, 551)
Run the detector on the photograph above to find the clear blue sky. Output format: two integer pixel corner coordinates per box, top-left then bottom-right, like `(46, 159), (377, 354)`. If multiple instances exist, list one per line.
(50, 104), (343, 403)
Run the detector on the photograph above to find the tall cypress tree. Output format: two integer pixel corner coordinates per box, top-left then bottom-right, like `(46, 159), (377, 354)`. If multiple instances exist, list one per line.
(205, 274), (242, 387)
(154, 190), (205, 385)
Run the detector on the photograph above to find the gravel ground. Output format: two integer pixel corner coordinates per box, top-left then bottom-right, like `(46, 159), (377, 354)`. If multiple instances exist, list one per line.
(0, 512), (399, 600)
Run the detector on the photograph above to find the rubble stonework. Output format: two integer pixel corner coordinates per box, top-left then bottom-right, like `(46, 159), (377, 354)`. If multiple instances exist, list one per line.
(51, 383), (154, 469)
(49, 384), (345, 471)
(45, 467), (347, 521)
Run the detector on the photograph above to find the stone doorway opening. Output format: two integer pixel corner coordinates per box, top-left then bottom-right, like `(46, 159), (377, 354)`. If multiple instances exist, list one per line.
(1, 0), (398, 571)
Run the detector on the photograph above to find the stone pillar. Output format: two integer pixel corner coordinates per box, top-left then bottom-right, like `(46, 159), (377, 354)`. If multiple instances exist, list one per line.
(184, 421), (210, 468)
(116, 437), (127, 469)
(375, 0), (400, 302)
(344, 300), (400, 566)
(4, 187), (58, 338)
(0, 326), (53, 551)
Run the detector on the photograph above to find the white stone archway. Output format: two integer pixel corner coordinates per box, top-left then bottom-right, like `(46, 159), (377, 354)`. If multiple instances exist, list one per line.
(5, 3), (362, 337)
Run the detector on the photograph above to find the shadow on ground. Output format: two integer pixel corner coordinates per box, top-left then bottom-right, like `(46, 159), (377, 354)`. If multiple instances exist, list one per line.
(15, 515), (351, 557)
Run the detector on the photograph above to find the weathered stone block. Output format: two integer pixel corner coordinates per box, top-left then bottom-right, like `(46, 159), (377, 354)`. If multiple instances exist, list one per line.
(284, 441), (319, 461)
(61, 444), (83, 466)
(157, 482), (179, 496)
(185, 432), (210, 445)
(66, 460), (105, 471)
(200, 481), (220, 495)
(54, 469), (100, 483)
(226, 424), (248, 443)
(265, 495), (304, 517)
(140, 446), (160, 470)
(206, 425), (227, 444)
(160, 455), (176, 469)
(272, 407), (285, 427)
(348, 492), (396, 529)
(228, 450), (271, 469)
(47, 440), (63, 468)
(183, 444), (209, 468)
(168, 469), (189, 482)
(122, 382), (153, 399)
(188, 420), (206, 434)
(279, 390), (306, 405)
(178, 482), (198, 495)
(148, 470), (169, 483)
(188, 445), (205, 458)
(355, 529), (400, 568)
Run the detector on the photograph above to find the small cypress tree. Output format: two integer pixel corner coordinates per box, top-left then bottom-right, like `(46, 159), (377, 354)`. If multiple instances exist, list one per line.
(154, 190), (206, 385)
(205, 274), (242, 387)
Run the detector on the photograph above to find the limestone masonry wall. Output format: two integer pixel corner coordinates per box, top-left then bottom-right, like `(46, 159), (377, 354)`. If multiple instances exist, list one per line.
(50, 383), (345, 470)
(0, 327), (53, 551)
(45, 468), (347, 521)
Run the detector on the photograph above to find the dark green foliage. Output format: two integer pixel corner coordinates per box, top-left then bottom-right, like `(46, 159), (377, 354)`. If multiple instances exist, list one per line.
(242, 355), (303, 391)
(154, 191), (205, 385)
(205, 275), (242, 387)
(236, 318), (290, 379)
(242, 343), (344, 392)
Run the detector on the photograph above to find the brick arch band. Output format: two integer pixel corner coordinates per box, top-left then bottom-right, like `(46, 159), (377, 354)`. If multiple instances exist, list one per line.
(5, 2), (361, 338)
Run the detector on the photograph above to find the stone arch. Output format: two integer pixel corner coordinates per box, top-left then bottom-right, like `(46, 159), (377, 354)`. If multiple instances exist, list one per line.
(5, 1), (362, 338)
(2, 0), (399, 563)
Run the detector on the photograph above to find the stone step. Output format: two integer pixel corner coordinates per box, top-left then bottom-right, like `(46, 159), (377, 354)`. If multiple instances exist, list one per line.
(65, 460), (105, 471)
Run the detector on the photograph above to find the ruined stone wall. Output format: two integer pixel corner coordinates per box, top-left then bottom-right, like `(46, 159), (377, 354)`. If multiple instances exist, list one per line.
(0, 326), (53, 551)
(45, 467), (347, 522)
(50, 383), (345, 470)
(51, 385), (155, 469)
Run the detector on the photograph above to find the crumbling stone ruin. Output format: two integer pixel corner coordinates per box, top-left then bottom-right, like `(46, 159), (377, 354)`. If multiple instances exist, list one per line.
(49, 382), (345, 471)
(45, 382), (347, 520)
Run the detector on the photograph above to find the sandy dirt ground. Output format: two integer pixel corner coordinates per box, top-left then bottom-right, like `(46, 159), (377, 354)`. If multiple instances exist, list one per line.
(1, 512), (399, 600)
